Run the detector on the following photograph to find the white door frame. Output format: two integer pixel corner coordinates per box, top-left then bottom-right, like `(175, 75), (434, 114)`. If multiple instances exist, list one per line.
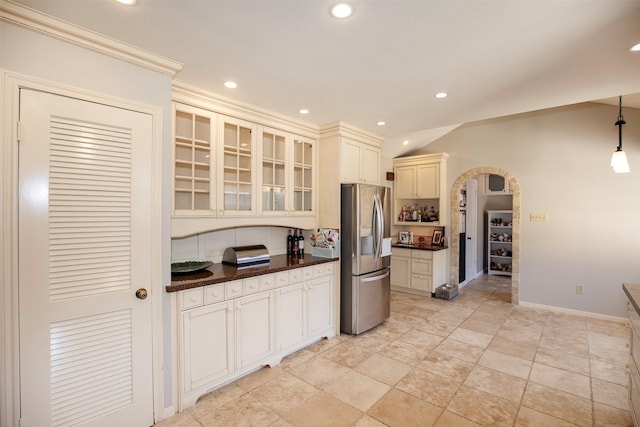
(1, 71), (165, 426)
(464, 179), (478, 283)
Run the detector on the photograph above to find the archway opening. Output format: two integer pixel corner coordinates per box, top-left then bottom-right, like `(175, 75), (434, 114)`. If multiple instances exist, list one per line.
(449, 168), (520, 304)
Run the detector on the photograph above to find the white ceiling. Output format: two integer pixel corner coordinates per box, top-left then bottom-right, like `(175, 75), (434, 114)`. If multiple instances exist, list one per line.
(11, 0), (640, 158)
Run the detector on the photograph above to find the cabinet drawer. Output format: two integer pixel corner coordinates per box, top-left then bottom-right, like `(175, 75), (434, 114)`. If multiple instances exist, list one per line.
(302, 267), (314, 281)
(225, 280), (243, 299)
(289, 268), (302, 283)
(182, 288), (203, 310)
(260, 274), (275, 291)
(412, 274), (432, 293)
(412, 259), (432, 275)
(275, 271), (289, 288)
(313, 263), (333, 277)
(392, 248), (412, 257)
(204, 284), (224, 305)
(412, 250), (433, 260)
(243, 277), (261, 295)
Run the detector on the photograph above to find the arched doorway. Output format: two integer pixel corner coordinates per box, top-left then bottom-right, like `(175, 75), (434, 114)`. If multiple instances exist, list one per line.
(449, 168), (521, 304)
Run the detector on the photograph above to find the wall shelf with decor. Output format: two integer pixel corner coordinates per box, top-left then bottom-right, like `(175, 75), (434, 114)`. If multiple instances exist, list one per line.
(487, 210), (512, 276)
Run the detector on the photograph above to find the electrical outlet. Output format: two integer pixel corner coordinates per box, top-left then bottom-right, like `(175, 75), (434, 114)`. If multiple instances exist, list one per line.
(530, 212), (548, 222)
(576, 284), (584, 295)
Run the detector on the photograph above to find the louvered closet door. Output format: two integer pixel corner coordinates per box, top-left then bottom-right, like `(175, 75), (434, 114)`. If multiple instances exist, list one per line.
(18, 89), (154, 427)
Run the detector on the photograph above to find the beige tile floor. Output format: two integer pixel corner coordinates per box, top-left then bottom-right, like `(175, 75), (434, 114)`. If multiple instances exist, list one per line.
(155, 275), (632, 427)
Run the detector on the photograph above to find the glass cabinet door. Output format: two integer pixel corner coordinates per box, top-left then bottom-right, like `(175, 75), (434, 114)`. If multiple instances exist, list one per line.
(174, 107), (213, 212)
(293, 138), (313, 213)
(222, 117), (255, 212)
(261, 130), (286, 213)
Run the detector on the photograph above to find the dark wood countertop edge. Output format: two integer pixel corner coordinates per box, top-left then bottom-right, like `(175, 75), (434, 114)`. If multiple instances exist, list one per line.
(623, 283), (640, 315)
(391, 244), (449, 252)
(166, 256), (339, 293)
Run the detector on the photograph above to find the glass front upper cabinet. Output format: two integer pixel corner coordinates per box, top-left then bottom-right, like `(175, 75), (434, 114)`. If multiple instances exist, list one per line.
(173, 106), (215, 213)
(261, 130), (287, 213)
(221, 117), (255, 213)
(293, 137), (313, 213)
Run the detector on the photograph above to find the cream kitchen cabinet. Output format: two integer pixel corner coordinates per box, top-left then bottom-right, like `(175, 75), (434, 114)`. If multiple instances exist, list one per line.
(340, 137), (380, 185)
(275, 265), (334, 354)
(173, 103), (217, 214)
(176, 261), (336, 411)
(318, 122), (384, 229)
(171, 93), (318, 237)
(235, 291), (275, 370)
(219, 115), (257, 216)
(393, 153), (448, 226)
(259, 129), (315, 218)
(395, 164), (439, 199)
(390, 247), (447, 296)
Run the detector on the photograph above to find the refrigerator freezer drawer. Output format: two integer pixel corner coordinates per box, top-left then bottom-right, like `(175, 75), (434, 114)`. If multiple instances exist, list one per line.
(341, 268), (390, 335)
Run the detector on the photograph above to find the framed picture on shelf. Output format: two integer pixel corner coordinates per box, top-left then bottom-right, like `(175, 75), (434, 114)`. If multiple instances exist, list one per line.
(431, 230), (442, 246)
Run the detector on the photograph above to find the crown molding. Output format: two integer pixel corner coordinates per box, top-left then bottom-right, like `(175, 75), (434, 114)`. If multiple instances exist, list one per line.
(172, 80), (319, 138)
(0, 0), (183, 76)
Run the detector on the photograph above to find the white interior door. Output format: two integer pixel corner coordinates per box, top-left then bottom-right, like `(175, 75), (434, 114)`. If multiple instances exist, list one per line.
(18, 89), (154, 427)
(465, 179), (478, 280)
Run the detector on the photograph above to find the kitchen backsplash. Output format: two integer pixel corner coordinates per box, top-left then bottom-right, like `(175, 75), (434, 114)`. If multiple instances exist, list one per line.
(172, 226), (310, 263)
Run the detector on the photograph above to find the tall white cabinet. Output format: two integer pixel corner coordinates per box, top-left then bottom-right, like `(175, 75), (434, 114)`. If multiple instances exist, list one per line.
(487, 210), (513, 275)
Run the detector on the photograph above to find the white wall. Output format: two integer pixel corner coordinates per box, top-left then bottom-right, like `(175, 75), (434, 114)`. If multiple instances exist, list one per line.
(417, 102), (640, 317)
(0, 21), (176, 410)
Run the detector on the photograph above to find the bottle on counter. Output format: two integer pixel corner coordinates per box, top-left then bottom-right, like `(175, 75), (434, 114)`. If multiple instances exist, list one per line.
(292, 229), (299, 258)
(298, 229), (305, 257)
(287, 229), (293, 257)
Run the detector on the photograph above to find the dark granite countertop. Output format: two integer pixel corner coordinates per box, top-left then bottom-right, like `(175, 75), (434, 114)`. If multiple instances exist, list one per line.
(623, 283), (640, 315)
(167, 254), (338, 293)
(391, 243), (448, 251)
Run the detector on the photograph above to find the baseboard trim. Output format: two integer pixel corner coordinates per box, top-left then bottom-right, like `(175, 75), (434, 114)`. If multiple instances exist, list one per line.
(161, 405), (176, 421)
(519, 300), (627, 324)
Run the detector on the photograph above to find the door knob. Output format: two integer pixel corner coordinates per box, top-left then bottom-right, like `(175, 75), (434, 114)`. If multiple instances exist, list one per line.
(135, 288), (148, 300)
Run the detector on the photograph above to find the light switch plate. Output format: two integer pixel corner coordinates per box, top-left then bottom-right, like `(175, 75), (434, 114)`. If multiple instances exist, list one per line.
(530, 212), (548, 222)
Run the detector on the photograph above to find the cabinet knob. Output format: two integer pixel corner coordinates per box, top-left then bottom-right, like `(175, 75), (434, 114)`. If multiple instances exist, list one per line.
(136, 288), (148, 299)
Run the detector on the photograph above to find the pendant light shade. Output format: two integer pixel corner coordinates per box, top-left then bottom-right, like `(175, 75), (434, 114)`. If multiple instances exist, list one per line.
(611, 95), (630, 173)
(611, 148), (630, 173)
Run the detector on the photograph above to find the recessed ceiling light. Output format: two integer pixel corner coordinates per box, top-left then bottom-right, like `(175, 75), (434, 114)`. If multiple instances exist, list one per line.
(435, 92), (448, 99)
(330, 3), (353, 19)
(377, 121), (386, 126)
(631, 42), (640, 52)
(115, 0), (136, 5)
(402, 140), (409, 146)
(224, 81), (238, 89)
(299, 109), (310, 115)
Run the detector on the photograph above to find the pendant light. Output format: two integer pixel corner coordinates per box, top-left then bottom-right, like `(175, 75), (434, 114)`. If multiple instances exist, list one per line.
(611, 95), (630, 173)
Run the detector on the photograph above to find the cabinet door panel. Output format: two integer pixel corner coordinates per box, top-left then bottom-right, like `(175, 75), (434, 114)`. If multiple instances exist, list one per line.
(395, 167), (416, 199)
(390, 256), (411, 287)
(276, 283), (306, 352)
(412, 274), (432, 293)
(236, 292), (274, 369)
(307, 277), (333, 338)
(340, 139), (361, 183)
(361, 145), (380, 184)
(182, 302), (233, 392)
(416, 164), (438, 198)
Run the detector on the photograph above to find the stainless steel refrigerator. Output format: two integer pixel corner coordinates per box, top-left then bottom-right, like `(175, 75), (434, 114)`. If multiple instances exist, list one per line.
(340, 183), (391, 335)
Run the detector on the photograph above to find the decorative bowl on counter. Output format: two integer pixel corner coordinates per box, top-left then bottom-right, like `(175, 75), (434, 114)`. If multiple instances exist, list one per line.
(171, 261), (213, 275)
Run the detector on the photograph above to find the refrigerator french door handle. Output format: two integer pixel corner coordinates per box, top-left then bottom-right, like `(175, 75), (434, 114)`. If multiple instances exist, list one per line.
(360, 270), (390, 282)
(373, 193), (383, 263)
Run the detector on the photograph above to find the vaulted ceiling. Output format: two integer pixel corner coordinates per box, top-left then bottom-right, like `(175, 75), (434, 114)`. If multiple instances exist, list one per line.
(11, 0), (640, 157)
